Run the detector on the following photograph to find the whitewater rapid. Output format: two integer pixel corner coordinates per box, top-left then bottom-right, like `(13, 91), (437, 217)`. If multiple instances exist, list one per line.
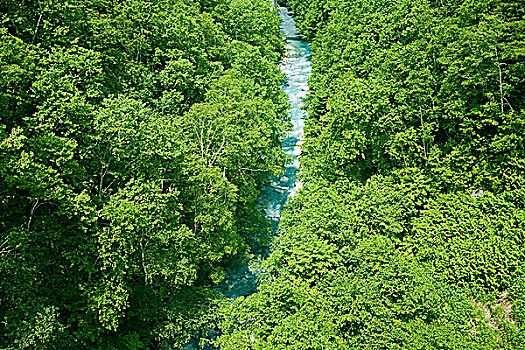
(218, 5), (311, 299)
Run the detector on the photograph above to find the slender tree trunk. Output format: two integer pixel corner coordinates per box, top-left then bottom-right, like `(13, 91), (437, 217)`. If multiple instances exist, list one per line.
(495, 46), (504, 114)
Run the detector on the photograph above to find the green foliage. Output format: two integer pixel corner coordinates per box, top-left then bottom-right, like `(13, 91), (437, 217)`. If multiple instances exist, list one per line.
(218, 0), (525, 347)
(282, 0), (332, 41)
(2, 0), (524, 347)
(218, 180), (499, 349)
(505, 273), (525, 348)
(405, 191), (525, 295)
(291, 0), (525, 192)
(0, 0), (288, 348)
(225, 0), (284, 61)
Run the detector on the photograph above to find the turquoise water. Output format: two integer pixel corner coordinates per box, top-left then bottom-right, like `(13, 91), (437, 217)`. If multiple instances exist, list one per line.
(217, 6), (311, 299)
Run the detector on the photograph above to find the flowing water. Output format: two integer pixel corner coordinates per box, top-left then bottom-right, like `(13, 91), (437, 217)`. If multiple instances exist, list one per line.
(182, 6), (311, 349)
(217, 6), (312, 299)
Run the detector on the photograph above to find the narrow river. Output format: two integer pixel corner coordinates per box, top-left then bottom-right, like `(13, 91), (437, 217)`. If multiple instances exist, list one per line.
(218, 6), (312, 299)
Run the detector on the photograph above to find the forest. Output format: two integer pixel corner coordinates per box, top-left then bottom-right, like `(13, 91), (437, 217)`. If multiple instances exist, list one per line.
(217, 0), (525, 348)
(1, 0), (525, 349)
(0, 0), (288, 348)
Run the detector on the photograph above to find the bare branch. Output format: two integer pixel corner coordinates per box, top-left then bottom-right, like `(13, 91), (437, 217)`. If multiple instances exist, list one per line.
(31, 13), (43, 44)
(209, 137), (226, 167)
(26, 198), (41, 233)
(0, 238), (11, 255)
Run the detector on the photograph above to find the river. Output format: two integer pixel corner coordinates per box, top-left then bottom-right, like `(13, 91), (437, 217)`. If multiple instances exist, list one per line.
(217, 5), (311, 299)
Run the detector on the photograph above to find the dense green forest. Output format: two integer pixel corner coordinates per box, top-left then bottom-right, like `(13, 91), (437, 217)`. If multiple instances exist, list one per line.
(217, 0), (525, 349)
(0, 0), (288, 348)
(2, 0), (525, 349)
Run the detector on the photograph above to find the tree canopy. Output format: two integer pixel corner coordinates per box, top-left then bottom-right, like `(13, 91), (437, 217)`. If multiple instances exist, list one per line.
(217, 0), (525, 348)
(0, 0), (288, 348)
(2, 0), (524, 348)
